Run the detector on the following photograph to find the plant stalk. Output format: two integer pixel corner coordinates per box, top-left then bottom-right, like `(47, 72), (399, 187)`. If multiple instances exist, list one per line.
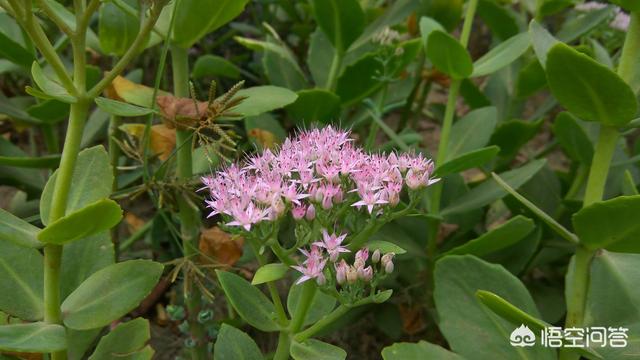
(171, 44), (207, 359)
(325, 50), (343, 91)
(561, 11), (640, 360)
(426, 0), (477, 274)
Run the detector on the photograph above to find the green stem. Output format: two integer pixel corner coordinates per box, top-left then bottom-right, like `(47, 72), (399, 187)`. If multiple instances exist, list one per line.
(561, 13), (640, 360)
(325, 51), (343, 91)
(294, 305), (350, 343)
(289, 280), (316, 333)
(171, 44), (207, 360)
(45, 100), (89, 360)
(248, 239), (289, 324)
(582, 126), (619, 207)
(109, 113), (120, 257)
(617, 12), (640, 93)
(426, 0), (477, 301)
(273, 332), (291, 360)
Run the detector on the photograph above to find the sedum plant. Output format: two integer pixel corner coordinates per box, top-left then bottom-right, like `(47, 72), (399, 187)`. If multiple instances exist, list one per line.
(200, 126), (438, 359)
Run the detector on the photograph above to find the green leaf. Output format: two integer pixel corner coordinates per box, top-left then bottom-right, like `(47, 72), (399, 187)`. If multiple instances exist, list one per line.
(307, 29), (335, 87)
(584, 251), (640, 327)
(441, 216), (535, 258)
(61, 232), (115, 300)
(310, 0), (365, 53)
(213, 324), (264, 360)
(422, 0), (463, 31)
(88, 318), (152, 360)
(528, 20), (559, 69)
(382, 341), (463, 360)
(472, 33), (530, 77)
(367, 240), (407, 255)
(40, 146), (113, 225)
(235, 36), (307, 90)
(38, 199), (122, 245)
(30, 62), (76, 104)
(0, 323), (66, 352)
(552, 112), (594, 164)
(476, 290), (549, 332)
(489, 119), (543, 160)
(172, 0), (249, 48)
(335, 40), (421, 105)
(434, 255), (554, 359)
(557, 5), (614, 43)
(287, 283), (336, 327)
(446, 107), (498, 160)
(0, 240), (43, 321)
(573, 195), (640, 252)
(419, 17), (445, 49)
(609, 0), (640, 12)
(291, 339), (346, 360)
(516, 60), (547, 97)
(232, 86), (298, 118)
(286, 89), (340, 125)
(0, 14), (34, 68)
(0, 137), (45, 195)
(477, 0), (519, 40)
(0, 207), (41, 248)
(192, 54), (241, 79)
(546, 43), (638, 126)
(492, 172), (579, 244)
(94, 97), (154, 117)
(441, 159), (546, 217)
(435, 146), (500, 177)
(252, 263), (289, 285)
(426, 31), (473, 80)
(216, 270), (279, 332)
(27, 99), (69, 124)
(98, 1), (139, 56)
(61, 260), (163, 330)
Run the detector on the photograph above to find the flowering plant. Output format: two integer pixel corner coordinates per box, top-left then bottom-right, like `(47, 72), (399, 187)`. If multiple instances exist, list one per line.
(201, 127), (438, 358)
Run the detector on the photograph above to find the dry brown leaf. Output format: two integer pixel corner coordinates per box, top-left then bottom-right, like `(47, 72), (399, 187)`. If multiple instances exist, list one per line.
(119, 124), (176, 161)
(1, 352), (42, 360)
(157, 95), (208, 124)
(199, 227), (244, 267)
(399, 303), (426, 335)
(248, 128), (277, 149)
(124, 212), (146, 233)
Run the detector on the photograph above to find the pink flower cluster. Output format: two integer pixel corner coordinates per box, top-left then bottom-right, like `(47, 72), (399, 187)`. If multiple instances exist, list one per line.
(201, 126), (439, 231)
(292, 231), (396, 286)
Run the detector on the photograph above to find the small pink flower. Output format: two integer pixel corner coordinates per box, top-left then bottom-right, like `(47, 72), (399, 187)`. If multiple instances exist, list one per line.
(293, 246), (327, 285)
(314, 229), (350, 262)
(351, 191), (388, 214)
(292, 205), (306, 220)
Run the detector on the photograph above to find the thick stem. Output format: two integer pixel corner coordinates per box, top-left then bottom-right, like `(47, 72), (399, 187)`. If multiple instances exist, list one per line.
(325, 51), (343, 91)
(582, 126), (619, 207)
(425, 0), (477, 301)
(294, 305), (350, 343)
(289, 281), (316, 333)
(248, 239), (289, 324)
(617, 12), (640, 93)
(45, 100), (89, 360)
(171, 45), (207, 360)
(562, 14), (640, 360)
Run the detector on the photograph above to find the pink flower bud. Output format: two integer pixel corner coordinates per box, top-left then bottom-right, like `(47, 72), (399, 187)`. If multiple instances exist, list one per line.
(385, 260), (394, 274)
(372, 249), (381, 263)
(346, 266), (358, 284)
(322, 194), (333, 210)
(335, 259), (348, 285)
(355, 248), (369, 264)
(292, 205), (306, 220)
(362, 266), (373, 282)
(316, 273), (326, 286)
(305, 204), (316, 220)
